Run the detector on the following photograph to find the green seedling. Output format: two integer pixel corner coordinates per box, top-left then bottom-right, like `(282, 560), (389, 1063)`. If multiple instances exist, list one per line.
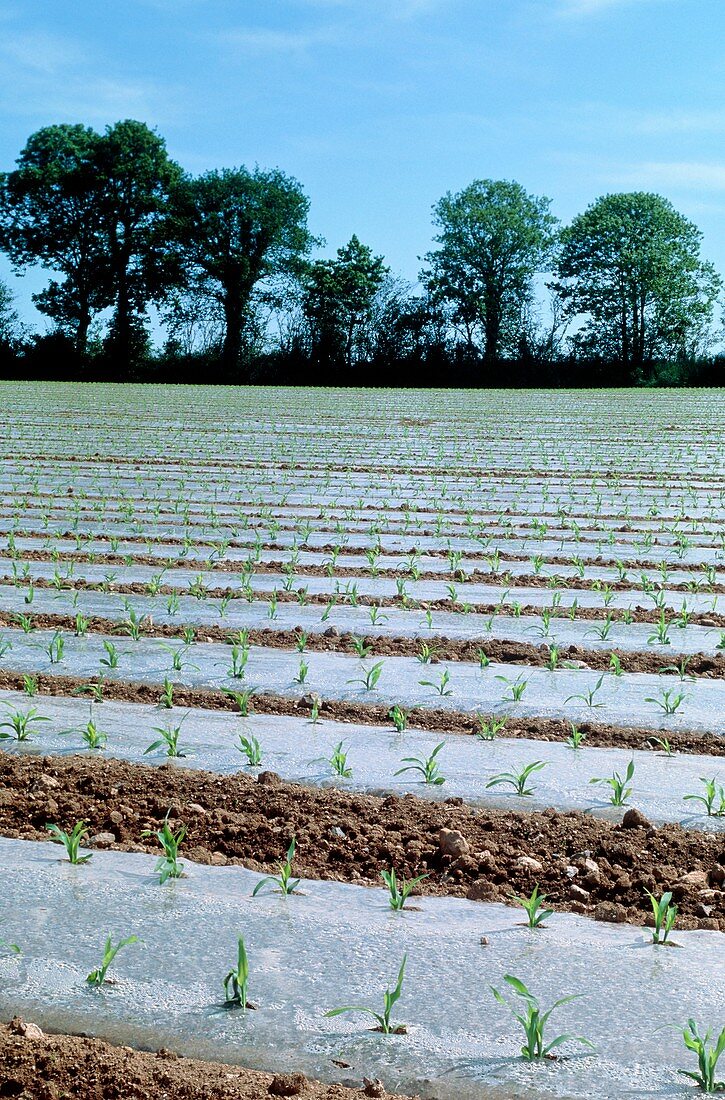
(381, 868), (428, 911)
(324, 738), (350, 777)
(566, 723), (586, 749)
(645, 688), (688, 716)
(684, 777), (725, 817)
(46, 821), (92, 864)
(646, 890), (678, 946)
(565, 673), (605, 709)
(325, 955), (407, 1034)
(86, 934), (139, 986)
(416, 642), (438, 664)
(237, 733), (263, 766)
(46, 631), (65, 663)
(512, 885), (553, 929)
(351, 636), (372, 659)
(142, 815), (186, 883)
(228, 644), (249, 679)
(100, 639), (119, 669)
(223, 936), (254, 1010)
(22, 674), (38, 697)
(294, 657), (309, 684)
(145, 717), (187, 758)
(222, 687), (256, 716)
(63, 710), (108, 750)
(478, 648), (491, 669)
(496, 674), (528, 703)
(678, 1019), (725, 1092)
(348, 661), (384, 691)
(419, 668), (452, 696)
(252, 838), (300, 896)
(491, 975), (593, 1061)
(73, 679), (105, 703)
(0, 704), (50, 742)
(0, 934), (20, 956)
(476, 715), (507, 741)
(395, 742), (446, 785)
(589, 759), (635, 806)
(158, 678), (175, 708)
(389, 705), (409, 732)
(487, 760), (547, 797)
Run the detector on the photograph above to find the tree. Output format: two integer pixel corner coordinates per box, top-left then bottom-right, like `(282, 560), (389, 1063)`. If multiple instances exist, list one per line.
(554, 192), (722, 377)
(304, 235), (389, 368)
(0, 280), (22, 346)
(98, 120), (182, 369)
(0, 124), (111, 353)
(422, 179), (558, 366)
(173, 167), (313, 375)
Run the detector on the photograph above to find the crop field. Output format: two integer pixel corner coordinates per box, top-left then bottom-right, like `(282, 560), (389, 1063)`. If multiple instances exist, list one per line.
(0, 382), (724, 1099)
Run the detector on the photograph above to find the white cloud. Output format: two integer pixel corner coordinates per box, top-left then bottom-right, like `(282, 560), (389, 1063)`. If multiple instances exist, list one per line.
(611, 160), (725, 190)
(556, 0), (664, 16)
(222, 25), (345, 55)
(0, 30), (182, 125)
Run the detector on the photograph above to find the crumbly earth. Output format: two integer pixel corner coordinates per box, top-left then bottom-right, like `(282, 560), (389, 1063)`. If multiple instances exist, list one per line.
(0, 753), (722, 930)
(0, 668), (722, 756)
(1, 610), (724, 679)
(0, 1018), (415, 1099)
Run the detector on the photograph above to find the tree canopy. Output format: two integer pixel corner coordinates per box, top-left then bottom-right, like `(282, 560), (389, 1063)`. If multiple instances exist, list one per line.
(172, 166), (313, 374)
(554, 192), (722, 377)
(422, 179), (558, 366)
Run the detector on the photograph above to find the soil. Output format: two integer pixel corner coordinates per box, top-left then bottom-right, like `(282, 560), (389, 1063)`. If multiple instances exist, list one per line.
(0, 1018), (414, 1099)
(5, 540), (717, 578)
(1, 753), (722, 930)
(1, 668), (723, 756)
(2, 610), (724, 680)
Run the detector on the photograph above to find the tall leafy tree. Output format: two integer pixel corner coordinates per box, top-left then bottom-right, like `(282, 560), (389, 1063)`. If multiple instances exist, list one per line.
(554, 192), (722, 376)
(304, 235), (389, 367)
(98, 119), (182, 369)
(173, 167), (313, 374)
(0, 124), (110, 353)
(422, 179), (558, 366)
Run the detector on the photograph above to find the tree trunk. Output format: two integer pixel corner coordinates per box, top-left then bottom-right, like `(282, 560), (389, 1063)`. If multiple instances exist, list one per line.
(75, 307), (91, 358)
(222, 292), (243, 377)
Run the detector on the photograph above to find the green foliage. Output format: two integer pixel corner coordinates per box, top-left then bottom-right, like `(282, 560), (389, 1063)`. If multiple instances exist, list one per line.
(423, 179), (558, 364)
(325, 955), (407, 1034)
(381, 868), (428, 911)
(252, 838), (301, 897)
(395, 742), (446, 785)
(223, 936), (251, 1010)
(487, 760), (547, 797)
(86, 934), (139, 986)
(46, 821), (92, 864)
(491, 974), (593, 1061)
(512, 885), (553, 929)
(678, 1020), (725, 1092)
(142, 815), (186, 884)
(589, 760), (635, 806)
(554, 192), (721, 377)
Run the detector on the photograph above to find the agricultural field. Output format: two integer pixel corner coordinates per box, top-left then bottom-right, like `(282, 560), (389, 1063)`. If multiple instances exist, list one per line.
(0, 381), (724, 1100)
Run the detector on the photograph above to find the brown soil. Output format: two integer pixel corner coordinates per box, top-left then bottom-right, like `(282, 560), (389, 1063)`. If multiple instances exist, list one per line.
(0, 1018), (413, 1099)
(0, 754), (723, 930)
(5, 491), (715, 529)
(2, 610), (724, 680)
(5, 516), (720, 554)
(4, 450), (723, 482)
(9, 538), (719, 576)
(1, 668), (723, 756)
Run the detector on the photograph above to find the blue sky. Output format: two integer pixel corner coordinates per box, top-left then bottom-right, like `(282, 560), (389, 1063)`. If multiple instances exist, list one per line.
(2, 0), (725, 329)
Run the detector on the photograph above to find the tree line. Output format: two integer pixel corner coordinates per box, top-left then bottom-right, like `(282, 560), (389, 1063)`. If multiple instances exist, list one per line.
(0, 119), (723, 387)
